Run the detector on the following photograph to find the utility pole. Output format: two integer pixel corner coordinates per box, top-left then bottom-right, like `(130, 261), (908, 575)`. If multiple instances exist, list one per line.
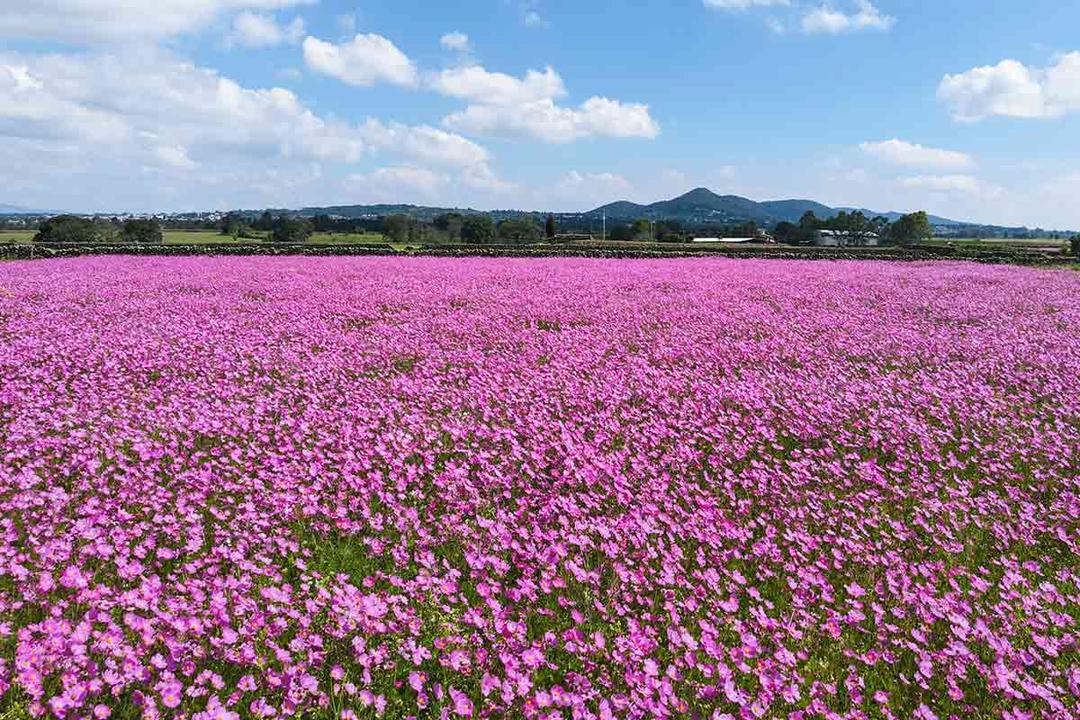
(602, 211), (606, 242)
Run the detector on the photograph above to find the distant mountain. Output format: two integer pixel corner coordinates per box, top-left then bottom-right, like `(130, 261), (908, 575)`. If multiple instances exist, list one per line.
(836, 208), (961, 227)
(299, 189), (1071, 234)
(588, 188), (964, 227)
(0, 203), (57, 215)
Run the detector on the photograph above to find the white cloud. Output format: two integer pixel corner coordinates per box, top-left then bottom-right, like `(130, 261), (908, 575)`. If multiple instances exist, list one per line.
(358, 121), (492, 169)
(151, 142), (198, 170)
(347, 166), (448, 199)
(539, 171), (631, 211)
(303, 34), (419, 88)
(898, 174), (999, 196)
(0, 49), (498, 206)
(432, 65), (658, 143)
(800, 1), (895, 34)
(460, 163), (516, 193)
(523, 11), (547, 27)
(555, 170), (631, 195)
(440, 32), (471, 52)
(938, 52), (1080, 121)
(345, 162), (514, 204)
(443, 97), (659, 143)
(429, 65), (566, 105)
(0, 0), (314, 42)
(229, 12), (305, 48)
(703, 0), (791, 10)
(859, 139), (974, 170)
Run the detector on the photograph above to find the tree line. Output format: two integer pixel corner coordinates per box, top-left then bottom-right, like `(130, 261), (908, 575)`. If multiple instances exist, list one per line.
(33, 216), (164, 244)
(29, 210), (1079, 257)
(769, 210), (932, 246)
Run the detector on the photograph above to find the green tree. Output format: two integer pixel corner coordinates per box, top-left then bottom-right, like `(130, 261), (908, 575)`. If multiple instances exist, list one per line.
(497, 217), (541, 244)
(545, 214), (557, 240)
(253, 211), (275, 232)
(461, 215), (495, 244)
(382, 214), (411, 243)
(121, 219), (163, 244)
(654, 219), (684, 243)
(33, 215), (101, 243)
(220, 212), (248, 238)
(631, 218), (652, 241)
(889, 211), (933, 246)
(772, 221), (799, 245)
(311, 214), (334, 233)
(799, 211), (820, 231)
(1070, 234), (1080, 259)
(434, 213), (465, 242)
(270, 216), (313, 243)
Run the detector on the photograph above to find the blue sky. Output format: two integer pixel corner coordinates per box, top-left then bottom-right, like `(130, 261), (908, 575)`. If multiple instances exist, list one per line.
(2, 1), (1079, 227)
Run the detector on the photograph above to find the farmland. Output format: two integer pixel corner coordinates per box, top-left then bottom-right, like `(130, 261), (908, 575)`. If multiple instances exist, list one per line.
(0, 257), (1077, 720)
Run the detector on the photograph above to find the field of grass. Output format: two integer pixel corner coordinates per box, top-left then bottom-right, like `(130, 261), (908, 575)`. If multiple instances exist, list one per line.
(927, 237), (1069, 250)
(0, 231), (35, 243)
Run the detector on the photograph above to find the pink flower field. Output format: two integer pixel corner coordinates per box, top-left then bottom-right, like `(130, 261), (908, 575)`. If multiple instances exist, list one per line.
(0, 256), (1077, 720)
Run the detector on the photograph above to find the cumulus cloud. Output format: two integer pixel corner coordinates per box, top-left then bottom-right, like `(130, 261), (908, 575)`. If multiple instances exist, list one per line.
(295, 31), (657, 145)
(440, 32), (471, 52)
(0, 0), (314, 42)
(303, 34), (420, 88)
(443, 97), (659, 143)
(0, 49), (497, 196)
(346, 161), (514, 204)
(898, 174), (999, 196)
(938, 52), (1080, 121)
(229, 12), (305, 48)
(800, 1), (895, 34)
(703, 0), (790, 10)
(430, 65), (566, 105)
(860, 139), (974, 170)
(346, 166), (448, 199)
(432, 65), (658, 143)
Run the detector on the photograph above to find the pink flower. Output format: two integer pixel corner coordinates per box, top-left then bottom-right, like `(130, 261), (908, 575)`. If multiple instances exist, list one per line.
(160, 682), (183, 709)
(449, 687), (473, 717)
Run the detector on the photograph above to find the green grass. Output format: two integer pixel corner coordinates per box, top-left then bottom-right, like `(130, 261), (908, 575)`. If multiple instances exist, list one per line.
(926, 237), (1066, 248)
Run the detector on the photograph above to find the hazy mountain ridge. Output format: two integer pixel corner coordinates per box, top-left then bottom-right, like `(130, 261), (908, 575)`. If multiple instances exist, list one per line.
(299, 189), (970, 228)
(4, 190), (1064, 234)
(588, 189), (964, 226)
(0, 203), (58, 215)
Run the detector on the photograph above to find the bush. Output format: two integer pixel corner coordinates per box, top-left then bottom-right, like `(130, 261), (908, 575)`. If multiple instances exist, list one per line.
(461, 215), (494, 244)
(33, 215), (101, 243)
(122, 219), (163, 244)
(496, 218), (541, 244)
(270, 216), (313, 243)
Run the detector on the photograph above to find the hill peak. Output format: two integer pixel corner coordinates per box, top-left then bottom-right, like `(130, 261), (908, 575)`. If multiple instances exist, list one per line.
(676, 187), (721, 201)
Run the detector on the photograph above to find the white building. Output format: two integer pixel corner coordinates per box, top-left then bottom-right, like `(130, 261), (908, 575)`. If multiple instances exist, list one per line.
(693, 232), (774, 245)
